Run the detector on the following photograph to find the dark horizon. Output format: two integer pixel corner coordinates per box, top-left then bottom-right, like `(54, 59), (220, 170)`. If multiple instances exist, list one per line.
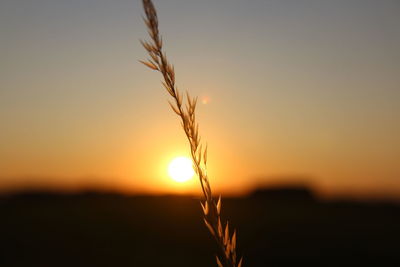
(1, 189), (399, 266)
(1, 181), (400, 205)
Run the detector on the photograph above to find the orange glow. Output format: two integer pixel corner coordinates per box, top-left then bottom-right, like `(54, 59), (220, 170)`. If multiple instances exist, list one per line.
(0, 0), (399, 201)
(201, 96), (210, 105)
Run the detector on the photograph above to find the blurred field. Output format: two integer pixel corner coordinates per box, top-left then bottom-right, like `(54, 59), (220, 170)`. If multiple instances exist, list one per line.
(1, 188), (399, 267)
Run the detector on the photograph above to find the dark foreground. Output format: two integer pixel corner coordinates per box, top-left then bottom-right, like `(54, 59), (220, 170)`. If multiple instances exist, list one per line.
(0, 188), (399, 267)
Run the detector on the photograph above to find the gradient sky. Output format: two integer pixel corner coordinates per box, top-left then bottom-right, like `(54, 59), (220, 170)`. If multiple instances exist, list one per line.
(1, 0), (399, 198)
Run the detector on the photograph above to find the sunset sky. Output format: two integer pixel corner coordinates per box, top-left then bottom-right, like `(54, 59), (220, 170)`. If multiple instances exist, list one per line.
(1, 0), (399, 199)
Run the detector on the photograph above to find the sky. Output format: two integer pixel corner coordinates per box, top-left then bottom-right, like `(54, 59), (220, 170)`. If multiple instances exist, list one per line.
(0, 0), (399, 199)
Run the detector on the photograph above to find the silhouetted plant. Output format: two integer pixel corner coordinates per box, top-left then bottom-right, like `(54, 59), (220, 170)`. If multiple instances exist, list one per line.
(140, 0), (242, 266)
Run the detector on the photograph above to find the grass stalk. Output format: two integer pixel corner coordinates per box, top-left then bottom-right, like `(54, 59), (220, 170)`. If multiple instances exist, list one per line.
(140, 0), (243, 266)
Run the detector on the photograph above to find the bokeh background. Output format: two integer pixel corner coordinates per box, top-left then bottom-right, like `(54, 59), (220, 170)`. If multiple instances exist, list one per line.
(1, 0), (399, 266)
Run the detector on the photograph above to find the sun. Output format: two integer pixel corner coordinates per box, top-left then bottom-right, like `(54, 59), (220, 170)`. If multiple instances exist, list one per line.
(168, 156), (195, 183)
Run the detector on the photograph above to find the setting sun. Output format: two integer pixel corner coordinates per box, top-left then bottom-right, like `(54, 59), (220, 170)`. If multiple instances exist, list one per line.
(168, 157), (195, 183)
